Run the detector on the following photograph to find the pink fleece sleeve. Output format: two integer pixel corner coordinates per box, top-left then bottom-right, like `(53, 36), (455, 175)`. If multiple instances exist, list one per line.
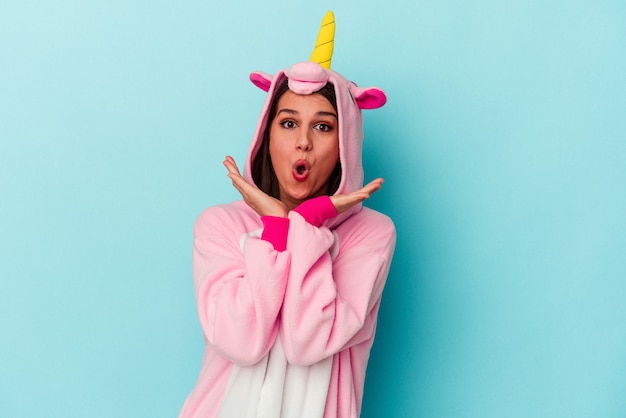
(279, 209), (396, 366)
(193, 206), (290, 365)
(293, 195), (337, 227)
(260, 216), (290, 251)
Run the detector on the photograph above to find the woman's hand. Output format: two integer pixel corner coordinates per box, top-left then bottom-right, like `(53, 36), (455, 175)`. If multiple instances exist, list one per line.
(330, 178), (384, 214)
(223, 156), (288, 218)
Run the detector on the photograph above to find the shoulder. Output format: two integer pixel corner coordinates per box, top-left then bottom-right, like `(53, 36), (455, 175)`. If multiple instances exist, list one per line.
(356, 207), (394, 227)
(194, 201), (260, 237)
(341, 207), (395, 232)
(335, 207), (396, 250)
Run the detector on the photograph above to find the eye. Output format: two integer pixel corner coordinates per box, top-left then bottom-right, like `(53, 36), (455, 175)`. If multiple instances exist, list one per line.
(314, 123), (333, 132)
(279, 120), (297, 129)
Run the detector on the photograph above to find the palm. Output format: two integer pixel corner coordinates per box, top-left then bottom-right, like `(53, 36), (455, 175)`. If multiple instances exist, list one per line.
(330, 178), (384, 214)
(223, 156), (288, 218)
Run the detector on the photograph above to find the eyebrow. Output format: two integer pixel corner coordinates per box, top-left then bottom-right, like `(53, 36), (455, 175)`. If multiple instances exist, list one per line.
(277, 108), (338, 120)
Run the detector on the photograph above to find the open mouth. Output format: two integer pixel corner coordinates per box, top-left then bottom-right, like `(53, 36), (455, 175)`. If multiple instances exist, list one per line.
(292, 160), (310, 181)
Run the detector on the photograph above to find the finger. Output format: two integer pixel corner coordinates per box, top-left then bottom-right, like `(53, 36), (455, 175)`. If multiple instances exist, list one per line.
(223, 161), (250, 194)
(223, 155), (241, 172)
(361, 178), (384, 194)
(228, 172), (251, 194)
(362, 178), (382, 190)
(223, 156), (241, 176)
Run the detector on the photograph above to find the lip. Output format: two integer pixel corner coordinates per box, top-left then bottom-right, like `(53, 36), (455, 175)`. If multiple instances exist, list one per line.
(292, 159), (310, 182)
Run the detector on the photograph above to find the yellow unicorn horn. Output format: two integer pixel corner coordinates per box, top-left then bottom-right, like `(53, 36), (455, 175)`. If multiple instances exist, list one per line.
(310, 11), (335, 69)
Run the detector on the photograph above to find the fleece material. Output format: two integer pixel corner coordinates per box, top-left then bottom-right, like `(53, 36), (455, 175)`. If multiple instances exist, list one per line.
(179, 61), (395, 418)
(179, 201), (395, 417)
(294, 196), (338, 227)
(261, 216), (290, 252)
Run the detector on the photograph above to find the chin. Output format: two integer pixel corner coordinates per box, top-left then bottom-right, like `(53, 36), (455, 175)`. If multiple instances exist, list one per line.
(288, 191), (313, 202)
(282, 182), (327, 203)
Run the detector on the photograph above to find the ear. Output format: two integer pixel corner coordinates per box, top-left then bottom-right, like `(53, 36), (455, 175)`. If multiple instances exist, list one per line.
(249, 71), (274, 92)
(350, 85), (387, 109)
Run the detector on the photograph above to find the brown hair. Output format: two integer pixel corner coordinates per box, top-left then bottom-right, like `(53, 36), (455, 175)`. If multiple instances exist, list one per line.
(252, 77), (341, 198)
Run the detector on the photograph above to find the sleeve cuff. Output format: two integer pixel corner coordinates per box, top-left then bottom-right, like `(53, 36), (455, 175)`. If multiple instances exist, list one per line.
(293, 195), (338, 227)
(260, 216), (290, 251)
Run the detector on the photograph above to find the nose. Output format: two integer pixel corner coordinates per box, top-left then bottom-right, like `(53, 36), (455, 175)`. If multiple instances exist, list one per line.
(295, 130), (312, 152)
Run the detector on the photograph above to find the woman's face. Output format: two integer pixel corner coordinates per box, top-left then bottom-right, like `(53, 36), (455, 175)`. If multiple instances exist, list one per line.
(269, 89), (340, 211)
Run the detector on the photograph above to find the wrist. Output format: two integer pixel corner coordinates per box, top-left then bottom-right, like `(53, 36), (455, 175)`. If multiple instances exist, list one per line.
(260, 216), (290, 251)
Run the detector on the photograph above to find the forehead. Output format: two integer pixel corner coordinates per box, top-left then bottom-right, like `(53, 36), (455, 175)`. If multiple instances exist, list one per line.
(276, 89), (335, 114)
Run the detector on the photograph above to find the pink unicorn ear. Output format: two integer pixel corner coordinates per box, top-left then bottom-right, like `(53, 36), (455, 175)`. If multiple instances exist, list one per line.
(350, 85), (387, 109)
(250, 71), (274, 92)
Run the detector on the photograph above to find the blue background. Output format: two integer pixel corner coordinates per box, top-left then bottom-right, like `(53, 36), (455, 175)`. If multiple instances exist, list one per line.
(1, 1), (625, 417)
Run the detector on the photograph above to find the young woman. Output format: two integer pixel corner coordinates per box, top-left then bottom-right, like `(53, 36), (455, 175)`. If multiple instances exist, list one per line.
(179, 12), (396, 418)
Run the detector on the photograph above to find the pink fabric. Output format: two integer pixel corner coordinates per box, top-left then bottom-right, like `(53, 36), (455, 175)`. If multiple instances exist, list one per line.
(180, 61), (393, 418)
(178, 201), (395, 418)
(294, 195), (338, 227)
(261, 216), (290, 251)
(286, 61), (329, 94)
(249, 71), (274, 92)
(350, 85), (387, 109)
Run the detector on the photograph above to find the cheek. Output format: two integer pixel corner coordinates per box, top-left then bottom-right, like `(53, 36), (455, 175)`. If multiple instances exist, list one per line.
(319, 139), (340, 173)
(268, 133), (288, 170)
(327, 136), (340, 163)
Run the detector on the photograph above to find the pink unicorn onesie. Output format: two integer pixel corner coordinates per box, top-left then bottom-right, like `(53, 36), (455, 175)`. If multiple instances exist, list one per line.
(179, 11), (396, 418)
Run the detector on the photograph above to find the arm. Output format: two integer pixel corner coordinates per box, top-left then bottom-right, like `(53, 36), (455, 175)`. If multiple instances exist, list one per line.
(220, 156), (391, 365)
(192, 206), (290, 366)
(280, 209), (396, 366)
